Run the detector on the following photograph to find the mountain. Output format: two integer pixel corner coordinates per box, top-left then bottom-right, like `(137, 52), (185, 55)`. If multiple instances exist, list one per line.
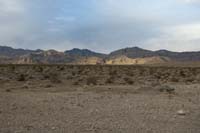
(1, 45), (200, 64)
(109, 47), (200, 62)
(108, 47), (155, 59)
(0, 46), (39, 57)
(65, 48), (107, 58)
(16, 50), (71, 64)
(106, 55), (170, 65)
(155, 50), (200, 61)
(75, 57), (105, 65)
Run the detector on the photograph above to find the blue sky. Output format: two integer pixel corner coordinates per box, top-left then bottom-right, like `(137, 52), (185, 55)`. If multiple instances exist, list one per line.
(0, 0), (200, 53)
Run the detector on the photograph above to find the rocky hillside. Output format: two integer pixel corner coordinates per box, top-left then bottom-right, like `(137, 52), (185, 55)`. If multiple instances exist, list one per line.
(65, 48), (106, 58)
(1, 45), (200, 64)
(109, 47), (200, 62)
(106, 56), (170, 65)
(0, 46), (40, 57)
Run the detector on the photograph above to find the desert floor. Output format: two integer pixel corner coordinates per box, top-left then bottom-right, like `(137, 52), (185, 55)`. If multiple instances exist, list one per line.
(0, 65), (200, 133)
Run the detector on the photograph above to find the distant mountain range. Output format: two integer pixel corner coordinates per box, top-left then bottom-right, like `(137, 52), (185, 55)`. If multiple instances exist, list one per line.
(1, 45), (200, 64)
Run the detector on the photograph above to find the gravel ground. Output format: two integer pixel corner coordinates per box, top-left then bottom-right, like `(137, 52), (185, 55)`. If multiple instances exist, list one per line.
(0, 65), (200, 133)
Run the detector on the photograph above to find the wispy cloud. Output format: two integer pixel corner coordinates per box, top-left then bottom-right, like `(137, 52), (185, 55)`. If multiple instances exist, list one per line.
(144, 22), (200, 51)
(0, 0), (24, 13)
(183, 0), (200, 3)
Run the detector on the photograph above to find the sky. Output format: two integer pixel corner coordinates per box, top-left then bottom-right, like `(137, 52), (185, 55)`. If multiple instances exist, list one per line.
(0, 0), (200, 53)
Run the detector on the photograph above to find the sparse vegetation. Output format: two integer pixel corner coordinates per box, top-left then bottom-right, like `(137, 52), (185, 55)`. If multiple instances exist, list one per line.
(86, 76), (98, 85)
(0, 65), (200, 132)
(124, 77), (134, 85)
(49, 72), (62, 83)
(17, 74), (26, 81)
(105, 77), (114, 84)
(5, 88), (11, 92)
(1, 65), (200, 86)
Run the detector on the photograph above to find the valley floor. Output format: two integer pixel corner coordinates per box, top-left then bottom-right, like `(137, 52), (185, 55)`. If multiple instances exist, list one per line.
(0, 65), (200, 133)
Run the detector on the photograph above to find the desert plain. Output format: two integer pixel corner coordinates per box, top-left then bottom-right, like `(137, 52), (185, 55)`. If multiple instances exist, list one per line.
(0, 64), (200, 133)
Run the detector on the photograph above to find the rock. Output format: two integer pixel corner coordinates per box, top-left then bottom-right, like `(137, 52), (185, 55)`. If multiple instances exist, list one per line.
(51, 127), (56, 130)
(177, 109), (186, 115)
(159, 85), (175, 93)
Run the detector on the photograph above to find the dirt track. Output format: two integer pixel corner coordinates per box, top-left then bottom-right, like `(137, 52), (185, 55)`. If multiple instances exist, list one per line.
(0, 65), (200, 133)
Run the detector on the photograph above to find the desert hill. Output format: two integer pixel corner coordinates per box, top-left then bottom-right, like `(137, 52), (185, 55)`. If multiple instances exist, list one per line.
(1, 45), (200, 64)
(106, 56), (170, 65)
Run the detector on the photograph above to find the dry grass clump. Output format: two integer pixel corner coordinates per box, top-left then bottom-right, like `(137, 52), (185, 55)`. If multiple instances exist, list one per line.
(126, 72), (134, 77)
(71, 71), (76, 76)
(49, 72), (62, 84)
(73, 81), (79, 85)
(43, 74), (50, 80)
(34, 66), (44, 72)
(5, 88), (11, 92)
(124, 77), (134, 85)
(109, 70), (118, 76)
(86, 76), (98, 85)
(105, 75), (116, 84)
(179, 70), (186, 77)
(57, 66), (65, 71)
(9, 65), (16, 72)
(17, 74), (26, 81)
(170, 77), (179, 82)
(185, 77), (195, 83)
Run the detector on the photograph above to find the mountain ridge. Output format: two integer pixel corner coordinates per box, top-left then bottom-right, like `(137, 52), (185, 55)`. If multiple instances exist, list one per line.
(1, 45), (200, 64)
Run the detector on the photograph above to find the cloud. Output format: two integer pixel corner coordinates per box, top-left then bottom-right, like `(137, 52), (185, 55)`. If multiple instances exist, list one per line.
(184, 0), (200, 3)
(144, 22), (200, 51)
(0, 0), (200, 52)
(0, 0), (25, 14)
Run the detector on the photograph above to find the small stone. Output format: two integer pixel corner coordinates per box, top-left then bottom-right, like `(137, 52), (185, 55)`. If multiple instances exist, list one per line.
(159, 85), (175, 93)
(51, 127), (56, 130)
(177, 109), (186, 115)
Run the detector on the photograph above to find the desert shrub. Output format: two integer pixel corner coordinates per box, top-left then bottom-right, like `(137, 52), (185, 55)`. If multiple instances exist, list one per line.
(77, 70), (83, 74)
(105, 77), (114, 84)
(170, 77), (179, 82)
(9, 65), (15, 72)
(43, 74), (50, 79)
(17, 74), (26, 81)
(44, 84), (53, 88)
(186, 77), (195, 82)
(49, 73), (62, 84)
(73, 81), (79, 85)
(179, 70), (186, 77)
(124, 77), (134, 85)
(72, 71), (76, 76)
(57, 66), (65, 71)
(5, 89), (11, 92)
(86, 76), (98, 85)
(66, 75), (73, 80)
(127, 72), (134, 77)
(109, 70), (117, 76)
(35, 66), (43, 72)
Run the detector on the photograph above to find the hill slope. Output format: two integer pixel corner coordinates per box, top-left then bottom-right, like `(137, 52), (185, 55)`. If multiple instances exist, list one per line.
(1, 45), (200, 64)
(106, 55), (170, 65)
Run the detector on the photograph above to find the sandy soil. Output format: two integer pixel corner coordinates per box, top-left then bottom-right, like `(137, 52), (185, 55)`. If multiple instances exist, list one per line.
(0, 65), (200, 133)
